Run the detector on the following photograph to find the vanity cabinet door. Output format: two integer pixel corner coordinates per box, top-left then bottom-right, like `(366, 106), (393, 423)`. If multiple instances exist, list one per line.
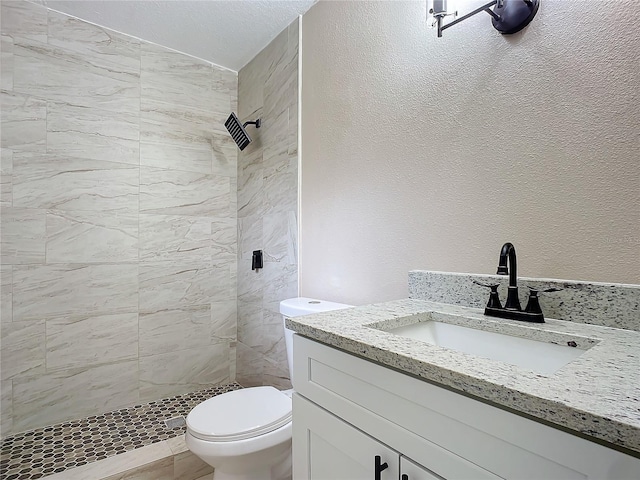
(293, 393), (399, 480)
(400, 456), (444, 480)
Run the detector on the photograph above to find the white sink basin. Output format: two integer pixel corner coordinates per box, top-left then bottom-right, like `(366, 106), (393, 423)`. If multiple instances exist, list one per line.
(385, 319), (588, 375)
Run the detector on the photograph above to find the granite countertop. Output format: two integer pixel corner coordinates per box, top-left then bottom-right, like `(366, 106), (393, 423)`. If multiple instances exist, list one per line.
(286, 299), (640, 455)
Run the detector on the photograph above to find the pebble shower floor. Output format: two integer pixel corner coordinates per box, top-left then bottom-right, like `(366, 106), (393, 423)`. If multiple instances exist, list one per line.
(0, 383), (242, 480)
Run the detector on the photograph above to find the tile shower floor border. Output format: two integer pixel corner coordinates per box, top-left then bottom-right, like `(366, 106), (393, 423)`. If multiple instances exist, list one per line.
(0, 383), (242, 480)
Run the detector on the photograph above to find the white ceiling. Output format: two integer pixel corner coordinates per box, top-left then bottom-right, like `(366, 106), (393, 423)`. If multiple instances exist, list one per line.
(43, 0), (317, 71)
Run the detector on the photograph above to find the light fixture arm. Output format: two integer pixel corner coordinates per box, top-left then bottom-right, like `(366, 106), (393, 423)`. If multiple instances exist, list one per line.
(434, 0), (539, 38)
(437, 0), (499, 37)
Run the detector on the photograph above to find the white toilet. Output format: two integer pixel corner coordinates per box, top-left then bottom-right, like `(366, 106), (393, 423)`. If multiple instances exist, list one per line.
(185, 297), (352, 480)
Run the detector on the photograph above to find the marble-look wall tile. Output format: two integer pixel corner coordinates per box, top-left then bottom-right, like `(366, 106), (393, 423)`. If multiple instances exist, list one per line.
(47, 10), (140, 75)
(0, 207), (46, 264)
(236, 341), (264, 387)
(139, 262), (219, 313)
(236, 18), (299, 387)
(237, 149), (264, 218)
(140, 167), (230, 217)
(211, 133), (238, 178)
(0, 377), (11, 437)
(46, 313), (138, 371)
(139, 214), (212, 262)
(263, 211), (297, 264)
(0, 264), (11, 323)
(13, 36), (140, 115)
(13, 264), (138, 321)
(1, 0), (239, 435)
(211, 300), (237, 342)
(12, 359), (139, 432)
(140, 142), (212, 174)
(140, 99), (219, 151)
(0, 148), (12, 206)
(139, 344), (230, 402)
(141, 41), (215, 110)
(47, 101), (140, 165)
(0, 1), (47, 42)
(1, 34), (14, 91)
(211, 216), (237, 262)
(0, 319), (45, 379)
(263, 354), (291, 391)
(46, 210), (138, 263)
(12, 153), (139, 212)
(237, 300), (263, 351)
(0, 90), (46, 151)
(139, 306), (212, 357)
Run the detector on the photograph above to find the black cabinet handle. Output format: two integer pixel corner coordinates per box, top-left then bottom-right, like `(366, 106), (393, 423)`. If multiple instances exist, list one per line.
(374, 455), (388, 480)
(401, 475), (409, 480)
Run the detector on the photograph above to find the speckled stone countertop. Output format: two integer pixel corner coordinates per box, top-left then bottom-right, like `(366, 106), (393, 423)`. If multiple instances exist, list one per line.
(286, 299), (640, 455)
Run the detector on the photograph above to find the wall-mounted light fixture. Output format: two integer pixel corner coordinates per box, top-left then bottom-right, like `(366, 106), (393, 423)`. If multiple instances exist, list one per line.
(428, 0), (539, 38)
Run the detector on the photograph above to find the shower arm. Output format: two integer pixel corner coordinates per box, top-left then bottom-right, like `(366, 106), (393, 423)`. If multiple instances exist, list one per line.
(243, 119), (261, 129)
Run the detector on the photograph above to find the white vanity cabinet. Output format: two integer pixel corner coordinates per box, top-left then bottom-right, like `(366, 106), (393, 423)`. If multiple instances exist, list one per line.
(292, 335), (640, 480)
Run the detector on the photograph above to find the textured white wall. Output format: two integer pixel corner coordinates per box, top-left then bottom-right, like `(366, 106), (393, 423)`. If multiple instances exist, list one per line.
(300, 0), (640, 305)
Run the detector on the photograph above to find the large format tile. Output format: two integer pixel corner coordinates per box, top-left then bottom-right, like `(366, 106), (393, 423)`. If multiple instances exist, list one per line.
(46, 210), (138, 263)
(0, 1), (47, 42)
(0, 319), (45, 380)
(211, 216), (237, 262)
(12, 153), (139, 211)
(47, 101), (140, 165)
(211, 131), (237, 177)
(141, 41), (215, 112)
(47, 10), (140, 75)
(139, 306), (212, 357)
(140, 167), (230, 217)
(103, 457), (174, 480)
(140, 99), (218, 152)
(0, 264), (11, 323)
(236, 341), (264, 387)
(139, 262), (230, 313)
(211, 299), (237, 343)
(139, 214), (213, 263)
(0, 90), (46, 151)
(263, 210), (297, 264)
(0, 377), (11, 438)
(140, 141), (213, 174)
(139, 344), (230, 402)
(12, 264), (138, 321)
(13, 35), (140, 115)
(12, 360), (139, 432)
(1, 34), (13, 91)
(0, 207), (46, 264)
(46, 313), (138, 371)
(0, 148), (12, 206)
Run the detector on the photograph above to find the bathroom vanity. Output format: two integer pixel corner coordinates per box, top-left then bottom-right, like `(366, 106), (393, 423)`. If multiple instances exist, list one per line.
(287, 297), (640, 479)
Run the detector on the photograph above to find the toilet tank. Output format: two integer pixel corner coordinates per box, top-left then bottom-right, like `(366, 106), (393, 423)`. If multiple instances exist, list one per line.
(280, 297), (352, 380)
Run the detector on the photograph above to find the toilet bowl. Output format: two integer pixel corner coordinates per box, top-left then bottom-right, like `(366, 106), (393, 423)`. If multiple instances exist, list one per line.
(185, 297), (352, 480)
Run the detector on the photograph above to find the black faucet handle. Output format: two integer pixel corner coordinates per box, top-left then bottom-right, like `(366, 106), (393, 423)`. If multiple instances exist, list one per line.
(472, 280), (500, 289)
(525, 287), (562, 315)
(473, 280), (502, 309)
(528, 287), (563, 294)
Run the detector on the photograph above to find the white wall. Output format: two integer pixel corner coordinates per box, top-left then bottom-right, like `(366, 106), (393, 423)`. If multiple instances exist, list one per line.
(300, 0), (640, 305)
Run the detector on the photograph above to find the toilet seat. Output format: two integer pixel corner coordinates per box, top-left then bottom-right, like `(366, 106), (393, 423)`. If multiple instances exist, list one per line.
(186, 386), (292, 442)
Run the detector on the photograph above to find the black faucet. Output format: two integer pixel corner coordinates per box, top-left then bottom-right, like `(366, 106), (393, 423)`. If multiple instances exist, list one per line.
(475, 242), (559, 323)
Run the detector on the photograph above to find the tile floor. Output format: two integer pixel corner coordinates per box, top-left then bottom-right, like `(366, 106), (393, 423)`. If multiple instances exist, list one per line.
(0, 383), (242, 480)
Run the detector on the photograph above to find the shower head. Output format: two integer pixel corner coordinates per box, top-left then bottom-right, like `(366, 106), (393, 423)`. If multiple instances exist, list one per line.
(224, 112), (261, 151)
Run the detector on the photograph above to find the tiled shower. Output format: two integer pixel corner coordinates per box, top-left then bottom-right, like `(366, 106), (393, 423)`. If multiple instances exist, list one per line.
(0, 0), (299, 470)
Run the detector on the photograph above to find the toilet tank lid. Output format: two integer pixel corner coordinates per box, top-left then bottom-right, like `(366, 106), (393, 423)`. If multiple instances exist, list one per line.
(279, 297), (352, 317)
